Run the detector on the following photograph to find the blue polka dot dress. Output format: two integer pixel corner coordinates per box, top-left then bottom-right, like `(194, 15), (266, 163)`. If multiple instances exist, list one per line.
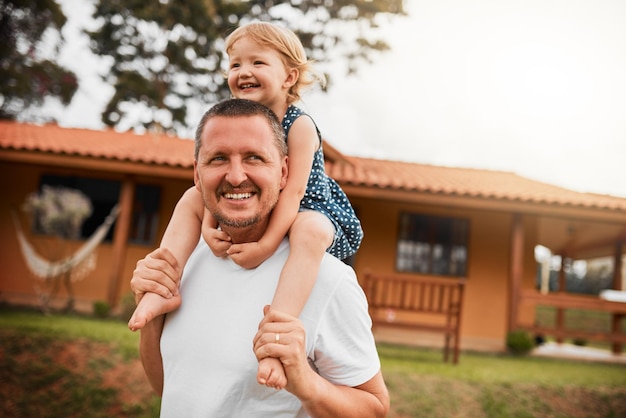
(281, 105), (363, 260)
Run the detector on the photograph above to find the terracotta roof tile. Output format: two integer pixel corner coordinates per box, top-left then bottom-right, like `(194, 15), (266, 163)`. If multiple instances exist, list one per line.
(325, 156), (626, 210)
(0, 121), (194, 168)
(2, 121), (625, 212)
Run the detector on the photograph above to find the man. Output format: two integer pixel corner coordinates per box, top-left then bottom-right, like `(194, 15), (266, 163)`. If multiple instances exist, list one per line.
(131, 99), (389, 417)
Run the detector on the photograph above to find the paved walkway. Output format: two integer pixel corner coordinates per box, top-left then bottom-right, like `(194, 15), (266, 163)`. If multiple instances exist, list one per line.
(532, 341), (626, 364)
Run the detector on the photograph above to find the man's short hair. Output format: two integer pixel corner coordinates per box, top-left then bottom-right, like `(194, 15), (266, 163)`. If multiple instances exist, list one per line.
(194, 99), (287, 159)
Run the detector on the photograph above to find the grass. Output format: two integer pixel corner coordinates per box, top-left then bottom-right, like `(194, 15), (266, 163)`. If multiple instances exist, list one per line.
(0, 306), (140, 359)
(1, 306), (626, 417)
(379, 344), (626, 418)
(0, 306), (159, 418)
(3, 331), (119, 417)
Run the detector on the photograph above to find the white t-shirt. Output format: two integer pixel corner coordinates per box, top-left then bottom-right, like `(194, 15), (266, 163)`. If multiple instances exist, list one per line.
(159, 238), (380, 417)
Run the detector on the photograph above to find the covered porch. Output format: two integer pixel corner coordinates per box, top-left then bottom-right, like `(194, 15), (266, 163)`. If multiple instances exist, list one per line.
(510, 209), (626, 354)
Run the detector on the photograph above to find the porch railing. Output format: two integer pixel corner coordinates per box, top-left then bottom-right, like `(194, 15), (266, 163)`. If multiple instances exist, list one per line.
(516, 290), (626, 353)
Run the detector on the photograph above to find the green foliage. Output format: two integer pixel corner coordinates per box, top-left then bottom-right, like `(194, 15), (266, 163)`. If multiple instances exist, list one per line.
(86, 0), (406, 134)
(93, 301), (111, 319)
(0, 0), (78, 121)
(506, 330), (534, 355)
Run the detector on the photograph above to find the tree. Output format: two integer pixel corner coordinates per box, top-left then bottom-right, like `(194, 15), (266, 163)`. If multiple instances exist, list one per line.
(86, 0), (405, 135)
(0, 0), (78, 121)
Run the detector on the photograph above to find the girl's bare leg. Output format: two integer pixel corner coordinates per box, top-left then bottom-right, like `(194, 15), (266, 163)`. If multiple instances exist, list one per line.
(129, 292), (181, 331)
(257, 211), (334, 388)
(128, 187), (205, 332)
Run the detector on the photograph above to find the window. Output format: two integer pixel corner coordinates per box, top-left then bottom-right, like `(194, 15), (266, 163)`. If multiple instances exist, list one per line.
(128, 184), (161, 245)
(37, 175), (160, 244)
(396, 213), (469, 277)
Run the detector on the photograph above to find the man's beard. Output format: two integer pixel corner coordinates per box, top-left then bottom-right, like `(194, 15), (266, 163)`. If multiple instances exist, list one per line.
(212, 212), (261, 228)
(208, 181), (278, 229)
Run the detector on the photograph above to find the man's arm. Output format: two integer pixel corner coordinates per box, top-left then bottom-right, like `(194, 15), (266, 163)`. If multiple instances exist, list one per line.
(130, 248), (183, 395)
(139, 315), (165, 395)
(297, 370), (389, 418)
(254, 308), (390, 418)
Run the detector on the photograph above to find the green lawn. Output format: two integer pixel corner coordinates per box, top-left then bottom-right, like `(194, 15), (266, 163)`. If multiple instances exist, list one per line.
(379, 344), (626, 417)
(1, 307), (625, 417)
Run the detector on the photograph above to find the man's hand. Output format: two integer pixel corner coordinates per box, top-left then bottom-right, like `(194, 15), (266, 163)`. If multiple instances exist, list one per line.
(253, 306), (390, 417)
(252, 306), (315, 397)
(130, 247), (182, 304)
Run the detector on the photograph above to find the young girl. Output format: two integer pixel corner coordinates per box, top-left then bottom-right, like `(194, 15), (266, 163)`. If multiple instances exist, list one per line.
(128, 21), (363, 389)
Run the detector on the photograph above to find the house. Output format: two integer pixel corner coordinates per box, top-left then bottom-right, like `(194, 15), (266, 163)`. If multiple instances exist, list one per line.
(1, 120), (625, 352)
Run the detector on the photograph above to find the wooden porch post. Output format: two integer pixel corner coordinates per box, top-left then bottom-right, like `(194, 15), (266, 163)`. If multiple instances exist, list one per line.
(612, 241), (623, 354)
(556, 256), (568, 344)
(107, 177), (135, 307)
(508, 213), (524, 332)
(613, 241), (624, 291)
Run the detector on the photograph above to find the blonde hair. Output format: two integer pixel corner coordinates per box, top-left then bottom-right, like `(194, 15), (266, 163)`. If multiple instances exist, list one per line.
(225, 21), (325, 104)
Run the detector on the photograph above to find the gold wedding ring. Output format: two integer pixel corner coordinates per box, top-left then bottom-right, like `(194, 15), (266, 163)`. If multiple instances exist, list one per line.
(275, 333), (280, 343)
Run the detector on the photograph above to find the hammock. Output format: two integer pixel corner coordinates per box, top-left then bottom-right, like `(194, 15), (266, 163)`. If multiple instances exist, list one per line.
(12, 205), (120, 281)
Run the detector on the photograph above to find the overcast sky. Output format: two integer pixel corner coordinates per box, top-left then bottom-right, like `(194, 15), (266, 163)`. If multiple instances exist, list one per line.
(54, 0), (626, 198)
(305, 0), (626, 198)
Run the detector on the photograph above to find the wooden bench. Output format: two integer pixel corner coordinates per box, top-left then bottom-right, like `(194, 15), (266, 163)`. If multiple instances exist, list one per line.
(363, 272), (466, 364)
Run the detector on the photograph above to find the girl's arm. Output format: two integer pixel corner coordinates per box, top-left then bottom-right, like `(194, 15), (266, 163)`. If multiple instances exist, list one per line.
(227, 116), (319, 268)
(160, 186), (206, 268)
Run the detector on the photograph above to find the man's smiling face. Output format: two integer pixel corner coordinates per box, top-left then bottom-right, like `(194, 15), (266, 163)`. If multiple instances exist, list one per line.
(194, 114), (287, 241)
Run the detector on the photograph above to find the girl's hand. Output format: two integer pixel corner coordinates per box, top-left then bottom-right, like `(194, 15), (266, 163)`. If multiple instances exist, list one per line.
(227, 241), (273, 269)
(202, 225), (232, 257)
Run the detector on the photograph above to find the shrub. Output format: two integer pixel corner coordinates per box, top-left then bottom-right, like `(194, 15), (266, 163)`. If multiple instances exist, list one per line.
(506, 330), (534, 355)
(93, 301), (111, 319)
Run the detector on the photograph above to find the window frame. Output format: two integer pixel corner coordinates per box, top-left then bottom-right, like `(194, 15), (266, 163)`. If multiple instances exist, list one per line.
(396, 212), (469, 277)
(34, 174), (161, 245)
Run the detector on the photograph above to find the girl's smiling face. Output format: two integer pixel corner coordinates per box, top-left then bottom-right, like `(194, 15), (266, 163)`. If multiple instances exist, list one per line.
(227, 37), (297, 111)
